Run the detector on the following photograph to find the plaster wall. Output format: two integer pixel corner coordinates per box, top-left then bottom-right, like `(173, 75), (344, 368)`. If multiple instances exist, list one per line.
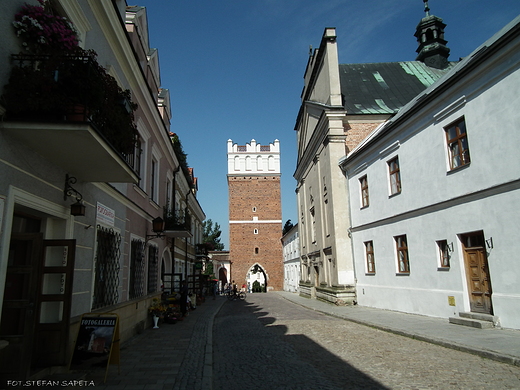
(344, 33), (520, 328)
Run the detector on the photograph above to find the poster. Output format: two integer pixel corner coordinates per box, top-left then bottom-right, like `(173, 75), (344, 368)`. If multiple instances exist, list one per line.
(70, 314), (120, 380)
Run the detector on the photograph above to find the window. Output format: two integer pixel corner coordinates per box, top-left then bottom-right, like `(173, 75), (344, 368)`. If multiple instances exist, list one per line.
(360, 175), (369, 207)
(255, 247), (259, 254)
(92, 226), (121, 310)
(437, 240), (451, 268)
(253, 228), (258, 234)
(268, 155), (275, 170)
(150, 159), (157, 202)
(365, 241), (375, 274)
(445, 117), (470, 170)
(395, 235), (410, 273)
(165, 176), (173, 211)
(128, 137), (143, 186)
(129, 239), (145, 299)
(310, 206), (316, 244)
(388, 157), (401, 195)
(147, 245), (159, 294)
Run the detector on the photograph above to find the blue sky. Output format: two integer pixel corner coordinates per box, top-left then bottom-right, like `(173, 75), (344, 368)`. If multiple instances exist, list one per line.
(133, 0), (520, 249)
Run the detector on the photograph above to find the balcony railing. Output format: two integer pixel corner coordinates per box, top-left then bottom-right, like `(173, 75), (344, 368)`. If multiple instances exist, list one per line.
(196, 244), (210, 257)
(163, 208), (192, 238)
(3, 54), (138, 164)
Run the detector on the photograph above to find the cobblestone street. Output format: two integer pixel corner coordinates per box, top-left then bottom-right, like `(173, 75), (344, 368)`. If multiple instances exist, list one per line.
(213, 293), (520, 390)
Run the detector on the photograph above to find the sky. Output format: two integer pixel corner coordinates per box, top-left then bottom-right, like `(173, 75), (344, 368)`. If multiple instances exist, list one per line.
(132, 0), (520, 249)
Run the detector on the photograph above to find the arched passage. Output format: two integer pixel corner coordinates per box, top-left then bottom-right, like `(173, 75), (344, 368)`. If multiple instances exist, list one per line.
(218, 266), (228, 285)
(246, 263), (269, 292)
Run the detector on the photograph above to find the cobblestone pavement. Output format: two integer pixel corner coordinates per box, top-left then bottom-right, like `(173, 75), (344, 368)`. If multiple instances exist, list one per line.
(213, 293), (520, 390)
(84, 296), (225, 390)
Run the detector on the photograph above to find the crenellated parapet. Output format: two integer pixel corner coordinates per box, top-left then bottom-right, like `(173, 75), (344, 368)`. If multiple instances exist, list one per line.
(227, 139), (281, 175)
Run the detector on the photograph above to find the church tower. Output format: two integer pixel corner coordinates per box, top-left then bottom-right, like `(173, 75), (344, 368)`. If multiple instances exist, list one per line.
(415, 0), (451, 69)
(227, 139), (284, 291)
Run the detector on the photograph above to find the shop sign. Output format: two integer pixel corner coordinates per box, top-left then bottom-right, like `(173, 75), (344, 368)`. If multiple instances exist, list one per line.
(97, 202), (115, 227)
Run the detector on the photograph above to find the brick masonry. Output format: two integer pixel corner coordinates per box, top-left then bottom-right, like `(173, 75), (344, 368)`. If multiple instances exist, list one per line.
(345, 122), (383, 153)
(228, 175), (284, 290)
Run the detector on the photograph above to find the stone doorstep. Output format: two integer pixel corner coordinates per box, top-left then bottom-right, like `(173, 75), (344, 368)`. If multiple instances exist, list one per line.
(449, 312), (499, 329)
(459, 311), (499, 325)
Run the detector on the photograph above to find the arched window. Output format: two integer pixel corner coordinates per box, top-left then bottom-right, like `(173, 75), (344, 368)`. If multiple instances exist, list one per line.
(268, 155), (275, 170)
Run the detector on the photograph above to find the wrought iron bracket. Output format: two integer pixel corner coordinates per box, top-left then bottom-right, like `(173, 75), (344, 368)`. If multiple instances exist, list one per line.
(64, 174), (83, 202)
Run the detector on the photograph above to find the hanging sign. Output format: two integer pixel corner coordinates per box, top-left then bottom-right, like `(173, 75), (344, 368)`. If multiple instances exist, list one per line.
(70, 313), (120, 383)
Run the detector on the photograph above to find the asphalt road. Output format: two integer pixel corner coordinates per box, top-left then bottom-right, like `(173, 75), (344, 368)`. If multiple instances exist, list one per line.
(213, 293), (520, 390)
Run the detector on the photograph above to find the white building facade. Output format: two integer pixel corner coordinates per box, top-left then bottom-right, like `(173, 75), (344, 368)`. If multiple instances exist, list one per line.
(340, 16), (520, 330)
(0, 1), (206, 380)
(282, 224), (300, 292)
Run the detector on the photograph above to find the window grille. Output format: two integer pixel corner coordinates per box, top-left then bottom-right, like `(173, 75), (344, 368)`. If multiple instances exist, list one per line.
(92, 225), (121, 310)
(147, 245), (159, 294)
(129, 239), (146, 299)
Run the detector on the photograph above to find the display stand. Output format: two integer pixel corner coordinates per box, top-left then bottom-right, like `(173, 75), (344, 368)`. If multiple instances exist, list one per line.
(69, 313), (120, 383)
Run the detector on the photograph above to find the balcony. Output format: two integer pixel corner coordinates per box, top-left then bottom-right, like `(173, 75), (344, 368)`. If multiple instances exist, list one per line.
(1, 54), (139, 183)
(196, 244), (210, 258)
(163, 209), (192, 238)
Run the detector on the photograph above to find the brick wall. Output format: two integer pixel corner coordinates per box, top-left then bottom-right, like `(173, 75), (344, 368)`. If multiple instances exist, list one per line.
(345, 122), (382, 153)
(228, 175), (284, 290)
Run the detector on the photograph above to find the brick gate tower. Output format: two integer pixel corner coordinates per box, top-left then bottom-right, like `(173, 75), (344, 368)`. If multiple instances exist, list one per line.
(227, 139), (283, 291)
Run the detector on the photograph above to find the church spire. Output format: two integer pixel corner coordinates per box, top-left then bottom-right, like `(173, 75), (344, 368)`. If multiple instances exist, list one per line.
(414, 0), (450, 69)
(423, 0), (430, 17)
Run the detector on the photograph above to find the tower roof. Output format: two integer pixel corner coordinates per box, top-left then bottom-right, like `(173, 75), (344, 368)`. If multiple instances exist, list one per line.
(414, 0), (451, 69)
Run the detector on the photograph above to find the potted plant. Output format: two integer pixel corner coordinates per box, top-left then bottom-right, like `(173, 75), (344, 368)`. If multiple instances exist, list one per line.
(2, 0), (139, 158)
(148, 298), (166, 329)
(12, 0), (79, 55)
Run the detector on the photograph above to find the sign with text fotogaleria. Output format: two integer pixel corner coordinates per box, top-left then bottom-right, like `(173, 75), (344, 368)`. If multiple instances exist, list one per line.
(69, 314), (120, 383)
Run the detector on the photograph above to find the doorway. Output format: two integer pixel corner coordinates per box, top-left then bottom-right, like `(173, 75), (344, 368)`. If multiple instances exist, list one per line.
(461, 231), (493, 314)
(0, 214), (75, 380)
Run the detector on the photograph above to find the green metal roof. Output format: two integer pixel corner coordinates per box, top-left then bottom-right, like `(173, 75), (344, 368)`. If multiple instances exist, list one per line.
(339, 61), (455, 115)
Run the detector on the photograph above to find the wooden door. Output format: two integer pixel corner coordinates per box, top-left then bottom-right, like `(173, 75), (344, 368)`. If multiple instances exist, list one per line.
(0, 233), (42, 380)
(0, 235), (75, 381)
(463, 236), (493, 314)
(33, 239), (75, 367)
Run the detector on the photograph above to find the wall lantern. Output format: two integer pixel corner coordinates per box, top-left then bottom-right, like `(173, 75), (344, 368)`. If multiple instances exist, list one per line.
(146, 216), (166, 243)
(446, 242), (454, 252)
(485, 237), (494, 249)
(64, 174), (85, 217)
(70, 200), (86, 217)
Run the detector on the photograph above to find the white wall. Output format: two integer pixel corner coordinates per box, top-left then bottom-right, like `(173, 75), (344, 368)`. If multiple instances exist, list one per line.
(344, 26), (520, 329)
